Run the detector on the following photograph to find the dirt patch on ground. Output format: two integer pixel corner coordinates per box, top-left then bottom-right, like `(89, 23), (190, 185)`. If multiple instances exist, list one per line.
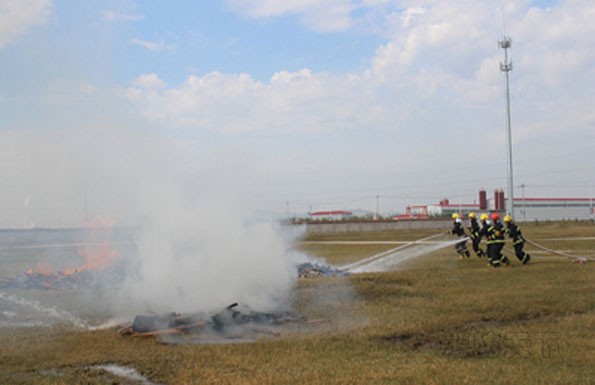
(377, 310), (588, 358)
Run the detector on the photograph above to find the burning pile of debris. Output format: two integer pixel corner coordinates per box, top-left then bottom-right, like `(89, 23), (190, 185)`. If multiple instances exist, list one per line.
(118, 303), (308, 342)
(2, 266), (124, 290)
(1, 242), (124, 290)
(297, 262), (349, 278)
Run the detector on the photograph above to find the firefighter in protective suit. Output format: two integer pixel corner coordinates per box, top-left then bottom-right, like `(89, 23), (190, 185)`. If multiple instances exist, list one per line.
(451, 213), (470, 259)
(486, 213), (510, 268)
(503, 214), (531, 264)
(479, 213), (491, 258)
(467, 212), (485, 257)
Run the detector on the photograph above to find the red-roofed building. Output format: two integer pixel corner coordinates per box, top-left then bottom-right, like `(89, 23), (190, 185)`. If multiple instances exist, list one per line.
(308, 210), (353, 221)
(393, 191), (595, 221)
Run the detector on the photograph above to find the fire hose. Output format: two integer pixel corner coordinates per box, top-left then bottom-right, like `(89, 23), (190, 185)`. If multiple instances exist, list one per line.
(521, 238), (594, 262)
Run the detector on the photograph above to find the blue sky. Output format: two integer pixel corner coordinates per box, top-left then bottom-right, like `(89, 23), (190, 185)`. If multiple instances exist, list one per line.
(1, 0), (594, 227)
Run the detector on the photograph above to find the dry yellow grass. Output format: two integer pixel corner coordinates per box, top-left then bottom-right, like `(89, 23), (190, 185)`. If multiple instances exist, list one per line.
(0, 222), (593, 384)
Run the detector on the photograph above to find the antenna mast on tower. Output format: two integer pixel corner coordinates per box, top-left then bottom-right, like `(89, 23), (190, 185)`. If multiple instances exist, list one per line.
(499, 36), (514, 217)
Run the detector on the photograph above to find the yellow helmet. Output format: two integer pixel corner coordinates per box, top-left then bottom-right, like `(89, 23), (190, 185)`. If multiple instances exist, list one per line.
(452, 213), (460, 219)
(480, 213), (488, 221)
(468, 212), (476, 219)
(503, 214), (512, 222)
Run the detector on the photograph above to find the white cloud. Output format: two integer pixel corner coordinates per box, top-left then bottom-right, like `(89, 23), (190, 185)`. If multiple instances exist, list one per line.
(3, 0), (593, 224)
(226, 0), (357, 32)
(513, 1), (595, 86)
(0, 0), (52, 48)
(123, 0), (595, 141)
(227, 0), (333, 17)
(102, 10), (144, 22)
(118, 1), (594, 205)
(131, 73), (167, 89)
(370, 2), (497, 77)
(80, 83), (97, 95)
(123, 68), (386, 133)
(129, 37), (176, 52)
(400, 6), (426, 28)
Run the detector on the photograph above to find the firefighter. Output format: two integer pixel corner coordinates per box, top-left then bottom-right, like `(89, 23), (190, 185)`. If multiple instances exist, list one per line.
(479, 213), (491, 259)
(467, 212), (485, 257)
(486, 212), (510, 268)
(451, 213), (470, 259)
(503, 214), (532, 264)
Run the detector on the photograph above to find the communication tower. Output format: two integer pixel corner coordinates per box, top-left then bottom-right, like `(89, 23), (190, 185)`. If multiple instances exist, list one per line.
(499, 36), (514, 217)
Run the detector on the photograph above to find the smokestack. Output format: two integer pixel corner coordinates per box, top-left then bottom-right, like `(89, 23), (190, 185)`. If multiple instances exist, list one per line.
(494, 189), (505, 211)
(479, 189), (487, 210)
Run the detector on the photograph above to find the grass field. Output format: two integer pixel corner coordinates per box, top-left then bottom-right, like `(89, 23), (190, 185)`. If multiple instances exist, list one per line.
(0, 221), (594, 384)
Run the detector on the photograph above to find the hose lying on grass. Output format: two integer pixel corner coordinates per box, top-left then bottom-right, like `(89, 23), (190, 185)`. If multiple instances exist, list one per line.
(522, 238), (593, 263)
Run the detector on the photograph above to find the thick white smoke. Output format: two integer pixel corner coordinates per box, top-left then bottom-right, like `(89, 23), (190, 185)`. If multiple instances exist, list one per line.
(112, 154), (300, 316)
(0, 127), (302, 320)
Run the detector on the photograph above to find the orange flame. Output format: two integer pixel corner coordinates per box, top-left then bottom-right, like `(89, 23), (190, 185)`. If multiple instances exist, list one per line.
(23, 218), (120, 278)
(25, 262), (54, 276)
(76, 242), (119, 273)
(74, 217), (120, 273)
(63, 266), (77, 276)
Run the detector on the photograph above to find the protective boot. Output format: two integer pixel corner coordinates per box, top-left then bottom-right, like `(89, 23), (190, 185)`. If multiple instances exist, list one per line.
(522, 254), (531, 264)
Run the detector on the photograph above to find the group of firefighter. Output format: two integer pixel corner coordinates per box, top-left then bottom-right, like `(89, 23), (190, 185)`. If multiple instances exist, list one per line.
(450, 212), (531, 268)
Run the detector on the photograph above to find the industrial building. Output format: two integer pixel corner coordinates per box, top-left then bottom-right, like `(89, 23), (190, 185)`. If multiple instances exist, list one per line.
(514, 197), (594, 221)
(308, 210), (353, 221)
(402, 189), (595, 221)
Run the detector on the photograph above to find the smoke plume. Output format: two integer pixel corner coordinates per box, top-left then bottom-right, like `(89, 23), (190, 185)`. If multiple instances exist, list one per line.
(108, 144), (301, 317)
(118, 192), (298, 315)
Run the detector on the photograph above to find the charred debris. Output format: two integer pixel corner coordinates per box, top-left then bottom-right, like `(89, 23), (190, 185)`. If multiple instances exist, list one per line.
(117, 302), (315, 342)
(116, 263), (346, 342)
(2, 261), (347, 291)
(297, 262), (348, 278)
